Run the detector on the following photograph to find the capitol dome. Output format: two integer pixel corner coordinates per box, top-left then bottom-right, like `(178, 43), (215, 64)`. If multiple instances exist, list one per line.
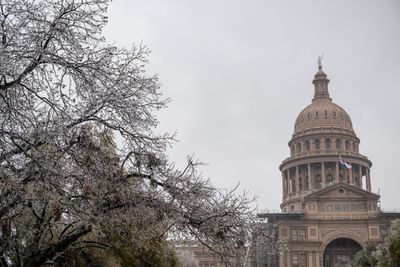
(279, 62), (373, 215)
(294, 98), (354, 134)
(293, 66), (355, 136)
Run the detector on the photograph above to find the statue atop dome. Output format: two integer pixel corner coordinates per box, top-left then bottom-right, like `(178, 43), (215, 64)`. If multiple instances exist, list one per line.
(318, 54), (324, 69)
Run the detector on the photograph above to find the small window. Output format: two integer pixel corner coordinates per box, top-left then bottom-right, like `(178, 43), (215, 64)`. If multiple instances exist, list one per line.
(298, 229), (306, 241)
(310, 228), (317, 237)
(315, 111), (319, 117)
(338, 189), (345, 194)
(333, 111), (337, 117)
(291, 229), (298, 241)
(324, 110), (328, 117)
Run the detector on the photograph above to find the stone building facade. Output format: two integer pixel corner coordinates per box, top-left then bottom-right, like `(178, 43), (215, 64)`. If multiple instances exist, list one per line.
(260, 64), (400, 267)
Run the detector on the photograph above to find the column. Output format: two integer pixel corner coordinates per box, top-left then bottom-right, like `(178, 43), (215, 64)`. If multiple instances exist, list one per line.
(286, 176), (289, 195)
(367, 168), (371, 192)
(358, 164), (362, 188)
(296, 165), (300, 193)
(308, 163), (312, 191)
(308, 252), (313, 267)
(287, 169), (291, 193)
(321, 162), (326, 188)
(282, 173), (286, 199)
(316, 252), (320, 267)
(348, 164), (353, 185)
(287, 251), (291, 267)
(351, 163), (355, 185)
(335, 161), (340, 184)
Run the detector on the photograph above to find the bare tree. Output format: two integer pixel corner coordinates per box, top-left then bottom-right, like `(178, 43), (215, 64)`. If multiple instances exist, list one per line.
(248, 220), (279, 267)
(0, 0), (254, 266)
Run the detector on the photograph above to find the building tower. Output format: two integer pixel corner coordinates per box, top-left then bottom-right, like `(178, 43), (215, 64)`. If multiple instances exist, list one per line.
(260, 63), (400, 267)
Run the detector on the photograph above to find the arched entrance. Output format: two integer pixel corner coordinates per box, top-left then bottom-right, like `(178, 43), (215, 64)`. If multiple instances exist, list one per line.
(323, 238), (362, 267)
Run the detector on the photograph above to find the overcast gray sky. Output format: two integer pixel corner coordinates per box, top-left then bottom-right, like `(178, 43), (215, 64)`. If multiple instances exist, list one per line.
(104, 0), (400, 211)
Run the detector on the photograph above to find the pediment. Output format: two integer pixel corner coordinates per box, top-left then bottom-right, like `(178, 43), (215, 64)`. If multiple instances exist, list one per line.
(304, 183), (379, 201)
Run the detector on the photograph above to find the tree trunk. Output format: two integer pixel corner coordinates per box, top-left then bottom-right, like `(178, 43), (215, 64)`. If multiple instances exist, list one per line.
(24, 225), (92, 267)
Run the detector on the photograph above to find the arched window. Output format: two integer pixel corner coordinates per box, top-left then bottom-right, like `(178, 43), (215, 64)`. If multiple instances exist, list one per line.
(345, 140), (350, 150)
(326, 174), (333, 186)
(325, 138), (331, 149)
(315, 139), (320, 150)
(296, 143), (301, 154)
(336, 138), (341, 149)
(305, 140), (310, 151)
(315, 175), (322, 189)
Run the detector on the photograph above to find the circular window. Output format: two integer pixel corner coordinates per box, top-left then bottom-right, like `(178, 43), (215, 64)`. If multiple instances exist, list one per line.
(338, 189), (345, 195)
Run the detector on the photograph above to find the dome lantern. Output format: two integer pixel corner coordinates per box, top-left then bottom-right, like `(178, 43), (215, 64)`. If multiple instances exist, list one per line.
(312, 58), (331, 101)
